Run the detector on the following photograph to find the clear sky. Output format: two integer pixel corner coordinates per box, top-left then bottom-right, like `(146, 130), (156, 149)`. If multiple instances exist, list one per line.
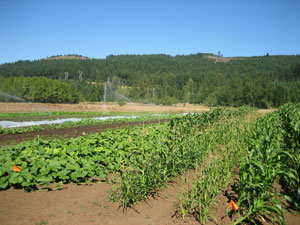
(0, 0), (299, 64)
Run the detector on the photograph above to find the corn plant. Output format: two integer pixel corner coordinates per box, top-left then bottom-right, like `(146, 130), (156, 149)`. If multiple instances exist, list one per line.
(110, 107), (246, 208)
(178, 112), (252, 223)
(236, 107), (299, 224)
(278, 103), (300, 210)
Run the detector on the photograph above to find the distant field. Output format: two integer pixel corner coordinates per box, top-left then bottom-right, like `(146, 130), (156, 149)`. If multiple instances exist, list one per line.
(0, 102), (211, 114)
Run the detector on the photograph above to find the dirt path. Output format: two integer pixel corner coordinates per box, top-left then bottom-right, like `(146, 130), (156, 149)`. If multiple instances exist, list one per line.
(0, 167), (201, 225)
(1, 166), (298, 225)
(0, 119), (170, 146)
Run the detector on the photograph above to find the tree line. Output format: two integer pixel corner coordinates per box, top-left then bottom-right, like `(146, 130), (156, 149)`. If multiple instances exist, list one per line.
(0, 53), (299, 107)
(0, 76), (79, 103)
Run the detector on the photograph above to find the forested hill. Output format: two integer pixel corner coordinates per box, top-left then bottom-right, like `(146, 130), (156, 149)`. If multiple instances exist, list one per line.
(0, 53), (300, 108)
(1, 53), (300, 83)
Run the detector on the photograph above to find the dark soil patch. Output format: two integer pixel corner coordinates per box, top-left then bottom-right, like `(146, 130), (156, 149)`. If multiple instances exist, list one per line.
(0, 119), (170, 146)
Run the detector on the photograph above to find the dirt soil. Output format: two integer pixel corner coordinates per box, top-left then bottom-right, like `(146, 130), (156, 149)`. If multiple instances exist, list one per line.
(0, 102), (211, 114)
(0, 171), (194, 225)
(0, 119), (170, 146)
(0, 102), (275, 120)
(0, 169), (299, 225)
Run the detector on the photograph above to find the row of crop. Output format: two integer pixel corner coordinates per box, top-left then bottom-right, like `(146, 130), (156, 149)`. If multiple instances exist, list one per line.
(234, 103), (300, 224)
(0, 114), (174, 135)
(278, 103), (300, 208)
(110, 107), (254, 207)
(0, 107), (240, 192)
(0, 111), (143, 119)
(178, 111), (253, 223)
(0, 123), (170, 189)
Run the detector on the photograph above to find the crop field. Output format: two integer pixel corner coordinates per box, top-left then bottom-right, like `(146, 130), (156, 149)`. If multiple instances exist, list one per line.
(0, 114), (174, 135)
(0, 104), (299, 225)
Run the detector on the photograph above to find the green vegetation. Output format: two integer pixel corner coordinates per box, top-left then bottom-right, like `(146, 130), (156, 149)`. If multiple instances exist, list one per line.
(110, 107), (253, 208)
(0, 114), (174, 135)
(1, 53), (300, 107)
(0, 104), (299, 224)
(0, 111), (150, 119)
(235, 103), (300, 224)
(0, 76), (79, 103)
(0, 108), (244, 191)
(0, 124), (162, 189)
(178, 103), (300, 224)
(178, 107), (255, 223)
(0, 107), (252, 197)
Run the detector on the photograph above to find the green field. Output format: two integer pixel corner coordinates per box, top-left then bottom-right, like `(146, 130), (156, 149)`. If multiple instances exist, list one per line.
(0, 104), (299, 224)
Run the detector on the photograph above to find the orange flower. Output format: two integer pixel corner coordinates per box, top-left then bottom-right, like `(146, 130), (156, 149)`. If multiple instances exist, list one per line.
(12, 165), (21, 172)
(228, 200), (239, 211)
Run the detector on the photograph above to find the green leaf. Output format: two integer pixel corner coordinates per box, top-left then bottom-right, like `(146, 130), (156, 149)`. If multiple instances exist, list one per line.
(36, 175), (53, 184)
(57, 171), (69, 180)
(0, 177), (8, 189)
(9, 173), (23, 184)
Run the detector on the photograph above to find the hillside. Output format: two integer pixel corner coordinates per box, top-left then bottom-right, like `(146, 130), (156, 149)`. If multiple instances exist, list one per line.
(0, 53), (300, 107)
(44, 54), (90, 60)
(204, 55), (246, 62)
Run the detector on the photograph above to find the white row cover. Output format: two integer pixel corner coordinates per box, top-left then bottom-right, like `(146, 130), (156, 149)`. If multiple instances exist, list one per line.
(0, 115), (140, 128)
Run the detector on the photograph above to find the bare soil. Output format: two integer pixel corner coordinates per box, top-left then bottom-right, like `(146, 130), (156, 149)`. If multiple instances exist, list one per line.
(0, 171), (195, 225)
(0, 151), (221, 225)
(0, 102), (211, 114)
(204, 55), (246, 63)
(1, 167), (298, 225)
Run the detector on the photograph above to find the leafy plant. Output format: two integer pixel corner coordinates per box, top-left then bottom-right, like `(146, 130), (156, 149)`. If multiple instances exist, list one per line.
(178, 110), (252, 223)
(235, 103), (300, 224)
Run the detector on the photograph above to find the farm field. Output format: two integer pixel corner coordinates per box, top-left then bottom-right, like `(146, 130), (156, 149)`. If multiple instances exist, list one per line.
(0, 105), (299, 225)
(0, 102), (211, 114)
(0, 102), (185, 143)
(0, 119), (171, 146)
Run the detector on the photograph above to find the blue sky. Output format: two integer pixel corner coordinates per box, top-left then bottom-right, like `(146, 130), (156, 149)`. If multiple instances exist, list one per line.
(0, 0), (299, 64)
